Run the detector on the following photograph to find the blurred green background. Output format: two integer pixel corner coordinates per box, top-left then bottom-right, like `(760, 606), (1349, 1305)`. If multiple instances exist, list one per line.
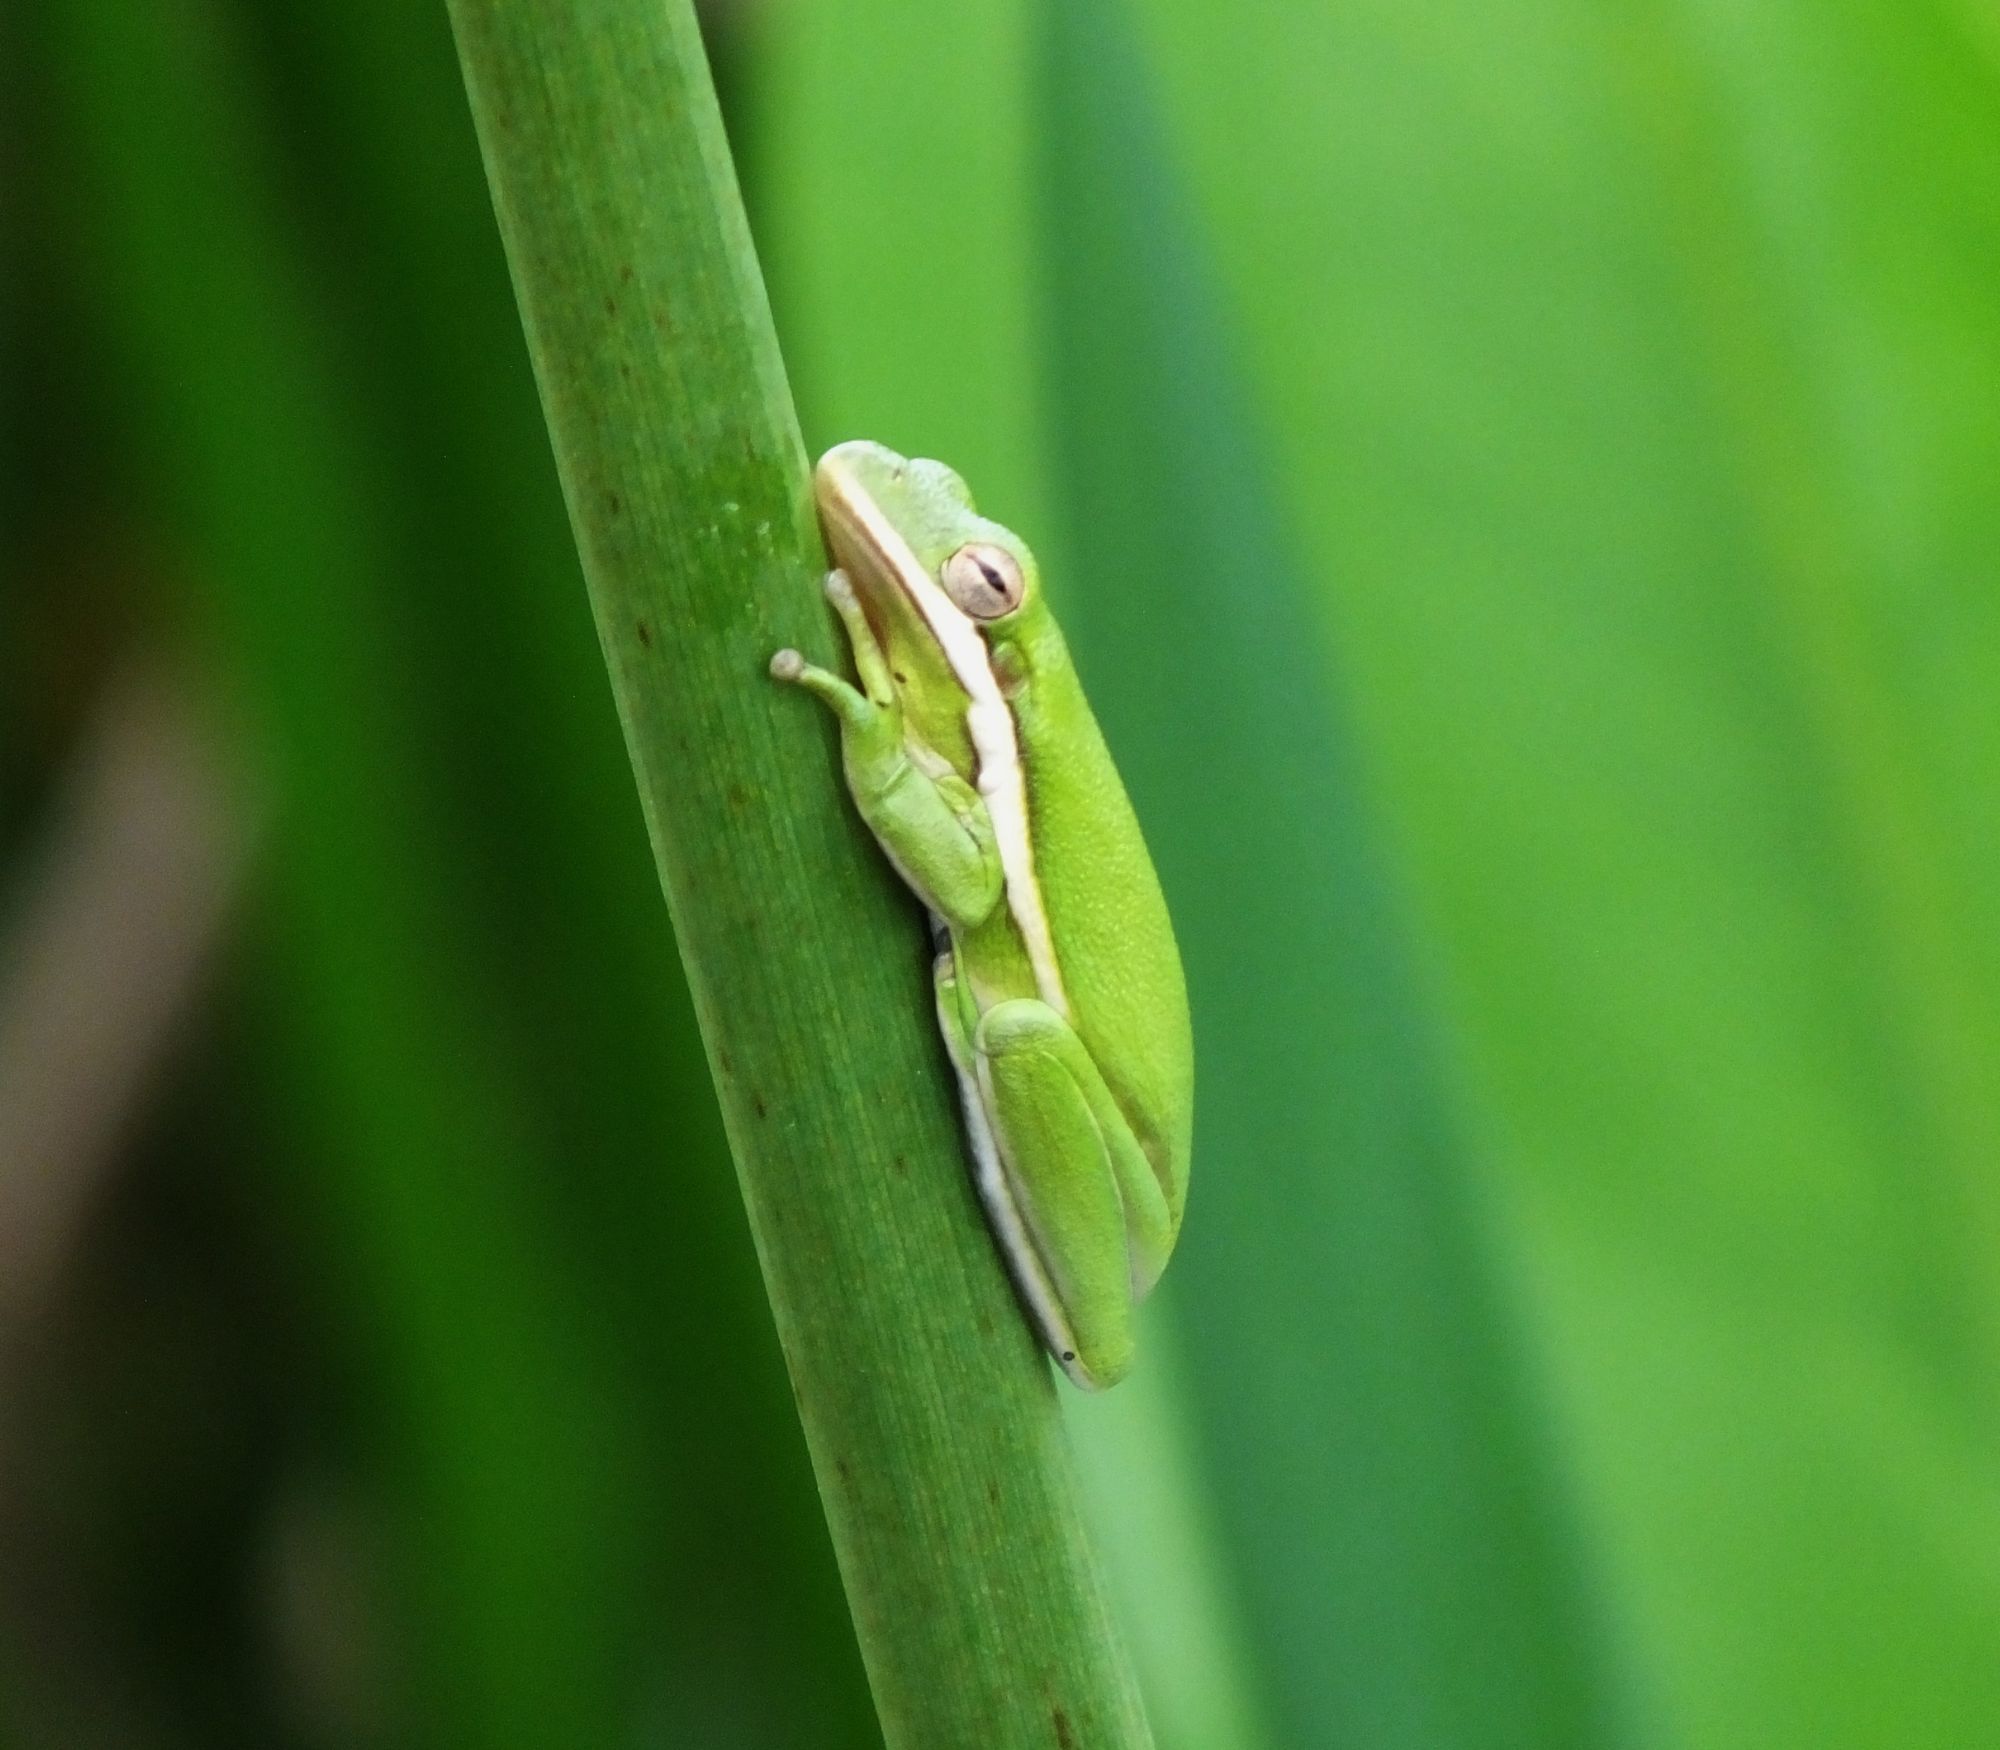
(5, 0), (1998, 1745)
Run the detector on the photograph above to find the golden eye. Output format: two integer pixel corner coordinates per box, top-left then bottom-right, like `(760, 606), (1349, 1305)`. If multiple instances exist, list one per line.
(940, 542), (1026, 619)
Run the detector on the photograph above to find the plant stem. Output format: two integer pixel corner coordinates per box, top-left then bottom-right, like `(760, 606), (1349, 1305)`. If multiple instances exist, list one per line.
(443, 4), (1153, 1743)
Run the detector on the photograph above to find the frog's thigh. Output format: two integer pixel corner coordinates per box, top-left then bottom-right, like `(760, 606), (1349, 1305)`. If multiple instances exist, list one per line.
(975, 998), (1149, 1390)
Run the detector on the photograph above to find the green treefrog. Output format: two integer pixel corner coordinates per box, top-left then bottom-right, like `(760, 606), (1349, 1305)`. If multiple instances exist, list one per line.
(770, 441), (1192, 1389)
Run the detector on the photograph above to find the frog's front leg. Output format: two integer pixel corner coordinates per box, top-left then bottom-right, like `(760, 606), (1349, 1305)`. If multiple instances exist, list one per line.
(933, 958), (1175, 1391)
(772, 572), (1003, 927)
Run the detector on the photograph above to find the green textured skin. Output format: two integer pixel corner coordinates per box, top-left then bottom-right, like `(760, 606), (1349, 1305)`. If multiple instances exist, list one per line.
(999, 597), (1193, 1235)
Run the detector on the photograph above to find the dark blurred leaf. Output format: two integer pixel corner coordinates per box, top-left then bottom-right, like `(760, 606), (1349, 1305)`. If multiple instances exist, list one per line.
(1126, 0), (2000, 1739)
(48, 0), (635, 1737)
(1036, 2), (1632, 1744)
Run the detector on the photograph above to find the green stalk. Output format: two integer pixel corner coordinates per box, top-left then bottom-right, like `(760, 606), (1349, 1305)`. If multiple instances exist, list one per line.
(443, 5), (1152, 1744)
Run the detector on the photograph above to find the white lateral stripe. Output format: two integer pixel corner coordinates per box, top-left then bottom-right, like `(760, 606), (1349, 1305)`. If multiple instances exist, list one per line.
(840, 490), (1070, 1017)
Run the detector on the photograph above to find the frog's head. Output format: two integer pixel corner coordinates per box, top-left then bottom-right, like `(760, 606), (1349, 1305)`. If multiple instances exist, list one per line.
(815, 441), (1047, 762)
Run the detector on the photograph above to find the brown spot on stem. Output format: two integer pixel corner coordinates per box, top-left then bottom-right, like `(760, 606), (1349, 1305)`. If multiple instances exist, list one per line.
(1051, 1707), (1076, 1750)
(635, 619), (652, 648)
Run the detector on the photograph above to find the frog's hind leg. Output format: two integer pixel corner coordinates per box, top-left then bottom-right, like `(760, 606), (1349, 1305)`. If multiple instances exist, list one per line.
(931, 954), (1082, 1373)
(971, 996), (1173, 1391)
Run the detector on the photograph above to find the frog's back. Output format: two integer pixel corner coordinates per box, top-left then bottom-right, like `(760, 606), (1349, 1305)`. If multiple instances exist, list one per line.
(1014, 643), (1192, 1223)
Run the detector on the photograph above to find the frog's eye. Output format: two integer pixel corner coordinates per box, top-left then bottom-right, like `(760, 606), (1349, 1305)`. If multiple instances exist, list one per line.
(941, 542), (1025, 619)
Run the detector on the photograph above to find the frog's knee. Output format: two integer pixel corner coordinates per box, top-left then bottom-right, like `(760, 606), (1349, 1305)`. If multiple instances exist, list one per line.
(974, 997), (1067, 1057)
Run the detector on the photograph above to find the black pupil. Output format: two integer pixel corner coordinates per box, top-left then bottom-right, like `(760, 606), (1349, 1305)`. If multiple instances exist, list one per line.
(979, 561), (1005, 593)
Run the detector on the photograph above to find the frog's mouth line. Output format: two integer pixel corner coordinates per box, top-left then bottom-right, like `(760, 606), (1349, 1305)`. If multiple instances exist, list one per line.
(817, 464), (986, 690)
(818, 479), (963, 652)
